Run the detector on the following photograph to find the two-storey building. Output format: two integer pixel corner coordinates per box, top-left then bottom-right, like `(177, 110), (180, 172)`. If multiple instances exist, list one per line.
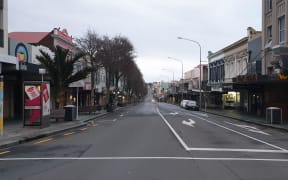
(261, 0), (288, 121)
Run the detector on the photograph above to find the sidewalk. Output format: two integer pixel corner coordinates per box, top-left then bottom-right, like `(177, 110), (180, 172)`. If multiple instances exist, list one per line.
(203, 108), (288, 132)
(0, 110), (107, 149)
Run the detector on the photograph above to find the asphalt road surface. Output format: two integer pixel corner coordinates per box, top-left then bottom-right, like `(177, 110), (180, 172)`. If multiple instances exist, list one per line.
(1, 95), (288, 179)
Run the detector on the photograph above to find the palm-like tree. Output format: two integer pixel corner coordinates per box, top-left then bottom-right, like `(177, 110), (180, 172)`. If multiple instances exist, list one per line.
(36, 46), (92, 109)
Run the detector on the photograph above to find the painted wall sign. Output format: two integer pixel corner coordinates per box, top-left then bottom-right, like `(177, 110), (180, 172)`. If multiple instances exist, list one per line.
(15, 43), (28, 62)
(15, 43), (29, 71)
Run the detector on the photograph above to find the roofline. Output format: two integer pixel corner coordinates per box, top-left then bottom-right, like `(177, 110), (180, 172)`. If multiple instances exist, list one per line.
(208, 37), (248, 59)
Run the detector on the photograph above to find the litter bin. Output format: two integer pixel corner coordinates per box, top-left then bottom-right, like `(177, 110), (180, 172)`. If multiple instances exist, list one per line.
(106, 103), (113, 112)
(266, 107), (282, 124)
(64, 105), (76, 121)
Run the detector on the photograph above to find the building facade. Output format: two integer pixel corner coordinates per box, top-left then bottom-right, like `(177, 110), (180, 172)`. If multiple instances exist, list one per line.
(208, 28), (261, 111)
(0, 0), (19, 121)
(8, 28), (88, 121)
(261, 0), (288, 121)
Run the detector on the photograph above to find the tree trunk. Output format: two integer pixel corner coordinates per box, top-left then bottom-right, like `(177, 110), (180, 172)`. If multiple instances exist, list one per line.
(90, 71), (95, 105)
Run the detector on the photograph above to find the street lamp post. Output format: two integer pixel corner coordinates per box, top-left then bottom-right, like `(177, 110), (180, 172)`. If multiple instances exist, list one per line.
(162, 68), (175, 104)
(39, 68), (46, 83)
(168, 57), (184, 102)
(162, 68), (175, 91)
(177, 37), (202, 110)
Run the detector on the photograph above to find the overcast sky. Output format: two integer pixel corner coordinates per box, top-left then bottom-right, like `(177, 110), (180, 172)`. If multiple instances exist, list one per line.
(8, 0), (262, 82)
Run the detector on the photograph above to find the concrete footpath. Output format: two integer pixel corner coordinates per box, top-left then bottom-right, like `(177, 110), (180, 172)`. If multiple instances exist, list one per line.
(204, 108), (288, 132)
(0, 110), (107, 149)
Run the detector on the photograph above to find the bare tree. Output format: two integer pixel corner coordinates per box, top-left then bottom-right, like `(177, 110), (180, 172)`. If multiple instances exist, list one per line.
(75, 30), (102, 105)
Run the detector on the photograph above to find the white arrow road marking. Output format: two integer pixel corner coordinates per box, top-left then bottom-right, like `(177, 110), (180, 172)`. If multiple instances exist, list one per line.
(224, 121), (270, 136)
(169, 112), (178, 116)
(182, 119), (196, 127)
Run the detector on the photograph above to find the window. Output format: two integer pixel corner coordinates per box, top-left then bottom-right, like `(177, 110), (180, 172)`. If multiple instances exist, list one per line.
(279, 16), (285, 42)
(268, 0), (272, 10)
(267, 26), (272, 41)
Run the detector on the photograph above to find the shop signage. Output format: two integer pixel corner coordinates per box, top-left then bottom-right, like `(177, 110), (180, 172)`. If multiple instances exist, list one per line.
(223, 84), (233, 90)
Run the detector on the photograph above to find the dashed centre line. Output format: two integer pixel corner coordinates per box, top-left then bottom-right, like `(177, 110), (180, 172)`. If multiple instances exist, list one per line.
(0, 151), (10, 155)
(64, 132), (75, 136)
(33, 138), (53, 145)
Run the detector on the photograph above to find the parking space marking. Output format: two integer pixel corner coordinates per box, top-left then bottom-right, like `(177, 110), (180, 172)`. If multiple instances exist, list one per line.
(186, 147), (287, 153)
(186, 113), (288, 152)
(224, 121), (270, 136)
(158, 108), (288, 153)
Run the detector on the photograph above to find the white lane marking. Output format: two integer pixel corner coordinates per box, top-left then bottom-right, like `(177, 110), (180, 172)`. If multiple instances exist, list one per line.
(186, 147), (287, 153)
(192, 112), (208, 117)
(120, 114), (124, 117)
(224, 121), (270, 136)
(169, 112), (178, 116)
(1, 157), (288, 162)
(157, 108), (189, 151)
(186, 113), (288, 152)
(182, 119), (196, 127)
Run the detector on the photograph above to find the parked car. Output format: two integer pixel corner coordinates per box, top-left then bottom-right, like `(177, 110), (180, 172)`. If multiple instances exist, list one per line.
(180, 100), (189, 108)
(180, 100), (199, 111)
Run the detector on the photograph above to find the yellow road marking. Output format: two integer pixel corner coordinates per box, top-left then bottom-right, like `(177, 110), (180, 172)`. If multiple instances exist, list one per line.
(34, 138), (53, 145)
(64, 132), (75, 136)
(80, 128), (88, 131)
(92, 124), (98, 127)
(0, 151), (10, 155)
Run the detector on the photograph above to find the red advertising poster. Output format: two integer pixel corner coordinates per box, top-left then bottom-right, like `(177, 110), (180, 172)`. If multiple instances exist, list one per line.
(42, 83), (50, 116)
(24, 85), (41, 124)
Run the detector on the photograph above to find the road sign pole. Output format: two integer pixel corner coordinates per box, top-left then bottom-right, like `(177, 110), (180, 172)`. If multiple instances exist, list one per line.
(0, 76), (4, 136)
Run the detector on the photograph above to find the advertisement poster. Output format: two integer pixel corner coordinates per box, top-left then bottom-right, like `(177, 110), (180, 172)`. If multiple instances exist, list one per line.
(24, 85), (41, 124)
(42, 83), (50, 116)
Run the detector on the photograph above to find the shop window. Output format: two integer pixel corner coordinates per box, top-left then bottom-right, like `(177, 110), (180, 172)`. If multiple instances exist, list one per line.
(222, 91), (240, 109)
